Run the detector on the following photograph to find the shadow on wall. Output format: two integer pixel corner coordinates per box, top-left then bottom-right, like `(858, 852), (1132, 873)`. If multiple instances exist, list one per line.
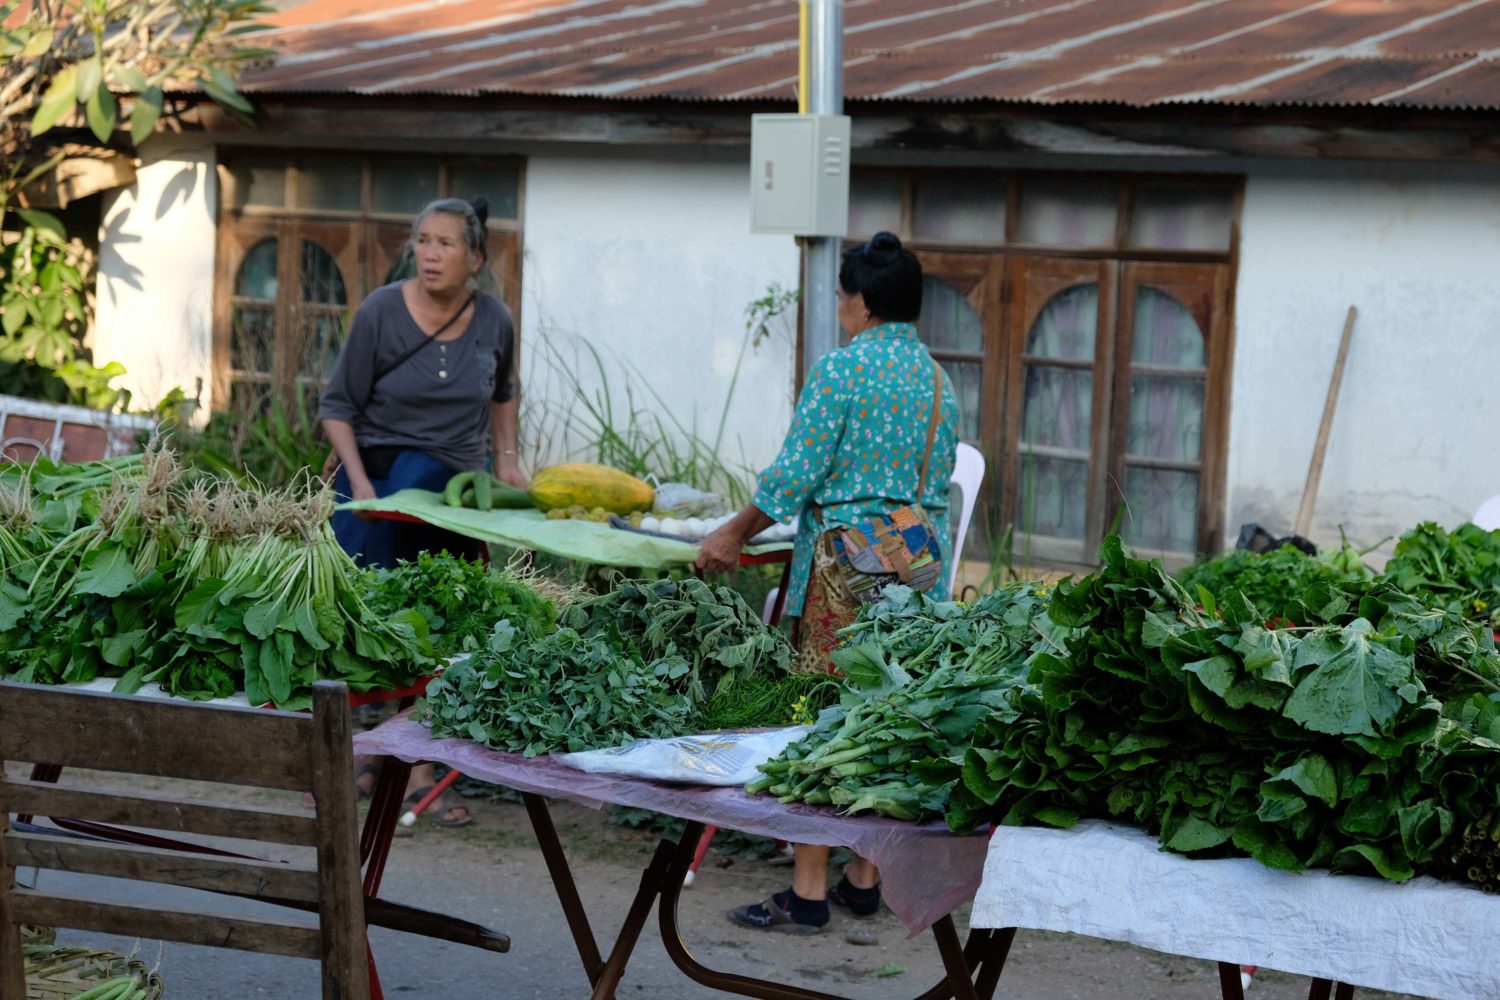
(97, 210), (144, 302)
(155, 163), (201, 222)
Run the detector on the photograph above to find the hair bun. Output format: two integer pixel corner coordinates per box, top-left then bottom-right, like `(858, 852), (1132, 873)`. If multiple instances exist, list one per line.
(863, 231), (902, 265)
(467, 196), (490, 228)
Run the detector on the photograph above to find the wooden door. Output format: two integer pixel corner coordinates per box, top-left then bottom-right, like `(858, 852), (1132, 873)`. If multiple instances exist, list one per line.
(1107, 261), (1231, 562)
(1002, 255), (1119, 566)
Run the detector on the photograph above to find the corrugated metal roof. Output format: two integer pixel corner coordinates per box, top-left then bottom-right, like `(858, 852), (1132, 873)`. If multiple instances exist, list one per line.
(240, 0), (1500, 110)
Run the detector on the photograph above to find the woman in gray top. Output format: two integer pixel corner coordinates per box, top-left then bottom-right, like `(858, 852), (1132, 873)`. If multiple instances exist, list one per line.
(319, 197), (525, 569)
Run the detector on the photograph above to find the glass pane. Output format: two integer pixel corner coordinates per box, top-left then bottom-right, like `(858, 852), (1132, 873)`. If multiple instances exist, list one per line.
(1132, 287), (1206, 368)
(294, 159), (362, 212)
(231, 306), (274, 374)
(299, 241), (347, 305)
(1025, 285), (1097, 361)
(1129, 376), (1204, 461)
(299, 308), (346, 379)
(1018, 454), (1088, 541)
(373, 162), (439, 215)
(1124, 467), (1199, 553)
(913, 176), (1005, 243)
(848, 175), (902, 237)
(449, 164), (521, 220)
(1022, 366), (1091, 449)
(939, 359), (982, 444)
(234, 239), (278, 300)
(1019, 180), (1117, 246)
(918, 277), (983, 353)
(227, 161), (285, 209)
(1130, 186), (1233, 252)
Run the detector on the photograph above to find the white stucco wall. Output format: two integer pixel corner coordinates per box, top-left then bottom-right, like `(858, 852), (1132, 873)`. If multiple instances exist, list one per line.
(93, 134), (217, 412)
(517, 150), (800, 480)
(1229, 161), (1500, 556)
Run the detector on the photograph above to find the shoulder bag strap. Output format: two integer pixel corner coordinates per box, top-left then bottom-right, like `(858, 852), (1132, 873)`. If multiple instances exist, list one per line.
(914, 362), (945, 504)
(355, 292), (475, 416)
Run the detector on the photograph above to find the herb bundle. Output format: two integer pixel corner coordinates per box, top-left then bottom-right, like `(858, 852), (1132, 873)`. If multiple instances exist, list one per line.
(363, 552), (558, 658)
(1177, 542), (1371, 624)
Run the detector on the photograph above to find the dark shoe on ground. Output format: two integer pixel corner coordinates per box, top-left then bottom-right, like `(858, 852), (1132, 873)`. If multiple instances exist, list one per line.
(828, 876), (881, 917)
(726, 889), (829, 934)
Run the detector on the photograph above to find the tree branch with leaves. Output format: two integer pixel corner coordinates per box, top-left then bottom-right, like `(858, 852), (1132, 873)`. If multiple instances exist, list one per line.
(0, 0), (273, 229)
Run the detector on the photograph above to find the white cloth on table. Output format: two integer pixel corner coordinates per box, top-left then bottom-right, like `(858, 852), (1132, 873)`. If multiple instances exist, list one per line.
(970, 819), (1498, 999)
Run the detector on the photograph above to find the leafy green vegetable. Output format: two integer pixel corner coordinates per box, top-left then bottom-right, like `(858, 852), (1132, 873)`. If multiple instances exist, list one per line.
(958, 535), (1500, 890)
(748, 582), (1066, 828)
(363, 552), (555, 658)
(1177, 543), (1369, 624)
(0, 447), (432, 707)
(419, 577), (792, 755)
(1380, 522), (1500, 627)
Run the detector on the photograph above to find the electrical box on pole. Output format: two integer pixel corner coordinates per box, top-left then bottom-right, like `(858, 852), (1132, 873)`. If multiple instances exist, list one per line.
(749, 113), (850, 236)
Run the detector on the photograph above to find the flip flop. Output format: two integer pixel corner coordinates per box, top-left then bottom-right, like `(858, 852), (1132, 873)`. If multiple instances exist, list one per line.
(726, 897), (826, 935)
(401, 786), (473, 828)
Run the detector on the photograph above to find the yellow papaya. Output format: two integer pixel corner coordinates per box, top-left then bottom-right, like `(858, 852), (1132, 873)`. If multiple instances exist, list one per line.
(528, 463), (654, 515)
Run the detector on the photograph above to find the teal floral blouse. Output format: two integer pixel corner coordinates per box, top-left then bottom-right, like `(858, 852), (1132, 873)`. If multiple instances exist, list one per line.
(753, 322), (960, 617)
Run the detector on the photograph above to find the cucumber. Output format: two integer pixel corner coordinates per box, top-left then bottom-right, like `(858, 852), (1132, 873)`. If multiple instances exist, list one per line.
(443, 471), (478, 507)
(473, 473), (493, 512)
(73, 978), (134, 1000)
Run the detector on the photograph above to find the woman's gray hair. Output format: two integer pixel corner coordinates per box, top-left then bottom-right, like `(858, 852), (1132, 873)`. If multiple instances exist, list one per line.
(409, 197), (487, 260)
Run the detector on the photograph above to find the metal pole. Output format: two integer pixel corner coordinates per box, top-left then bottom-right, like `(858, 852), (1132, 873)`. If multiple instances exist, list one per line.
(801, 0), (843, 379)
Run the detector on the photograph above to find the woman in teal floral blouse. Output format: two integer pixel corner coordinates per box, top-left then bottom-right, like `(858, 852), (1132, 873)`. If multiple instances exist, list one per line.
(697, 231), (959, 934)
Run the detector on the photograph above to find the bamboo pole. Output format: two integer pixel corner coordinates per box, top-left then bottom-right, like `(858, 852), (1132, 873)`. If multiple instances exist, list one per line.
(1295, 306), (1357, 539)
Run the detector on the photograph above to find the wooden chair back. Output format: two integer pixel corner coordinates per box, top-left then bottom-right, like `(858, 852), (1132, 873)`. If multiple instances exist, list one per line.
(0, 680), (369, 1000)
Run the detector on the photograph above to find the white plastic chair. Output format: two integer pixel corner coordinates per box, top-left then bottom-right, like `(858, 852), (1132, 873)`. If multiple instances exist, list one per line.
(759, 442), (987, 623)
(1473, 495), (1500, 531)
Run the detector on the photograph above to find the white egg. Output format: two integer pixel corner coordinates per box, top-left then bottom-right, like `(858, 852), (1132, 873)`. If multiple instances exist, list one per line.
(640, 516), (660, 532)
(684, 517), (705, 538)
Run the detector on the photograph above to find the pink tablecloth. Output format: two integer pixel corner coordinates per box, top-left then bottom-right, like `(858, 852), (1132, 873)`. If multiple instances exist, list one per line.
(356, 714), (989, 935)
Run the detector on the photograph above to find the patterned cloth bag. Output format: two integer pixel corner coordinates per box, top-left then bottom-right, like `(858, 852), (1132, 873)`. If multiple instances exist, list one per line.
(823, 363), (947, 604)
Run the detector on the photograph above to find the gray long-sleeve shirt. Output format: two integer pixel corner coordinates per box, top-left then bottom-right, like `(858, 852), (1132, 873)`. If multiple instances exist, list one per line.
(318, 283), (516, 472)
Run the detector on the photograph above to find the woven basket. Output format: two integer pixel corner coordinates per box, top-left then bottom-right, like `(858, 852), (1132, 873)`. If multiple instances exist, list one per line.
(23, 944), (164, 1000)
(19, 925), (55, 946)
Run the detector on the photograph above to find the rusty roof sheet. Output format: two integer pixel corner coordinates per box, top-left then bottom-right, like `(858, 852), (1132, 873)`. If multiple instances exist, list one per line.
(240, 0), (1500, 110)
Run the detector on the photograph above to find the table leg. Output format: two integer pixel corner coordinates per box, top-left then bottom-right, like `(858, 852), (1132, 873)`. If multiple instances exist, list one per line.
(929, 915), (981, 1000)
(361, 758), (412, 899)
(591, 834), (684, 1000)
(970, 928), (1016, 1000)
(1307, 979), (1333, 1000)
(1219, 962), (1247, 1000)
(1333, 984), (1355, 1000)
(523, 793), (606, 985)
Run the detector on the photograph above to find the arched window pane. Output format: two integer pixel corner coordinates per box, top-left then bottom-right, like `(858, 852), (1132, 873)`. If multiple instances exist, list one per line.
(297, 240), (347, 380)
(300, 241), (347, 305)
(918, 277), (982, 354)
(1132, 287), (1205, 368)
(1025, 285), (1096, 361)
(234, 239), (278, 301)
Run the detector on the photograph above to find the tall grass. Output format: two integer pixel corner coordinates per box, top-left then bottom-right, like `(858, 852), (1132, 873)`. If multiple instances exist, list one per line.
(522, 289), (800, 508)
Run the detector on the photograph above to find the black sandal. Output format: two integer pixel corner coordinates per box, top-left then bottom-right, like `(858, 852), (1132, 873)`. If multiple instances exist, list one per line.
(402, 786), (473, 828)
(354, 761), (382, 799)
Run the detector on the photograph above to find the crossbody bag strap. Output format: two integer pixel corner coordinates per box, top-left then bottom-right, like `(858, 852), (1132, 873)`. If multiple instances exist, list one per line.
(913, 362), (944, 504)
(356, 292), (475, 416)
